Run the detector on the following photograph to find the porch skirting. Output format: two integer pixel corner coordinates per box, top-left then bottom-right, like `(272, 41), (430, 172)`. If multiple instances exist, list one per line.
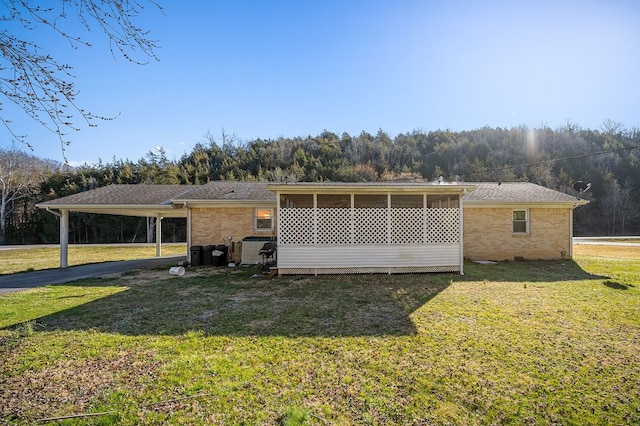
(278, 265), (460, 275)
(276, 243), (460, 275)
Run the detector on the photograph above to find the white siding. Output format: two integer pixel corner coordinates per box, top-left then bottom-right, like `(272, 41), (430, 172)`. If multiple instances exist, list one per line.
(278, 244), (459, 269)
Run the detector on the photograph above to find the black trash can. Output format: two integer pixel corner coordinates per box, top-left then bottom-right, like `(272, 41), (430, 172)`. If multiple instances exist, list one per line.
(202, 245), (215, 266)
(212, 245), (229, 266)
(190, 245), (203, 266)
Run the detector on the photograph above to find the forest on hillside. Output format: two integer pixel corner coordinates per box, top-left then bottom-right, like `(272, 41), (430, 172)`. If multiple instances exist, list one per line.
(1, 123), (639, 244)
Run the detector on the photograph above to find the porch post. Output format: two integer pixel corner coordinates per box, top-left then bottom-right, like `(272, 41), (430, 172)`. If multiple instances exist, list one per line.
(60, 209), (69, 268)
(459, 198), (464, 275)
(276, 192), (281, 243)
(187, 207), (192, 263)
(155, 215), (162, 257)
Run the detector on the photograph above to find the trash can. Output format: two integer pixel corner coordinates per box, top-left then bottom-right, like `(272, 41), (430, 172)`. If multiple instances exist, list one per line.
(202, 245), (215, 266)
(190, 245), (203, 266)
(212, 245), (229, 266)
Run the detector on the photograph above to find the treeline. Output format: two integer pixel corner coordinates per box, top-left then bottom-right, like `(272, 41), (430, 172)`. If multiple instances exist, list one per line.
(2, 123), (639, 244)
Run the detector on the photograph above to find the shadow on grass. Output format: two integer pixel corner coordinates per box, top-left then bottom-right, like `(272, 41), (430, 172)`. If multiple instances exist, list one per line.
(3, 260), (606, 338)
(604, 280), (629, 290)
(461, 258), (607, 283)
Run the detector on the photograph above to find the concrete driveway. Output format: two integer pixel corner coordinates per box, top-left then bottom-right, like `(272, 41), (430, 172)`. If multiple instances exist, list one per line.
(0, 255), (186, 295)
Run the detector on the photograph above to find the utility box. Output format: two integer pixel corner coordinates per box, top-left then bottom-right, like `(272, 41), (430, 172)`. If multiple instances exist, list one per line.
(241, 236), (274, 265)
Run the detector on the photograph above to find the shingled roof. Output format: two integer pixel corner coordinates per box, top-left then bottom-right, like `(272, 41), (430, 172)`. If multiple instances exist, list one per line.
(173, 181), (275, 202)
(37, 184), (195, 217)
(462, 182), (586, 205)
(37, 180), (587, 217)
(39, 185), (192, 206)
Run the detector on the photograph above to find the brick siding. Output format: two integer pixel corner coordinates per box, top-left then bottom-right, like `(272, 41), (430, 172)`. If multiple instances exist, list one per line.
(463, 207), (571, 260)
(190, 207), (275, 262)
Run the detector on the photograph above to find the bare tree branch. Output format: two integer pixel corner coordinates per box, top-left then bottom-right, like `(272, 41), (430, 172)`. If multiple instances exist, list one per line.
(0, 0), (162, 159)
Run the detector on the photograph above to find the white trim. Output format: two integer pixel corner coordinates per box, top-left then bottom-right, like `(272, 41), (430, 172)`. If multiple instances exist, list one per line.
(60, 209), (69, 268)
(254, 208), (274, 231)
(155, 215), (162, 257)
(386, 193), (392, 244)
(512, 208), (530, 235)
(187, 208), (192, 263)
(313, 193), (318, 244)
(459, 197), (464, 275)
(350, 193), (355, 244)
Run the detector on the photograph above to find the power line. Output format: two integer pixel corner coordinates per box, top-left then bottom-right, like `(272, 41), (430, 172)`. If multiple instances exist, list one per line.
(475, 144), (640, 174)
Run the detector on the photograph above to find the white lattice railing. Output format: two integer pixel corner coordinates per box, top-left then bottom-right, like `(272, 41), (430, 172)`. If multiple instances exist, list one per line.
(278, 207), (459, 245)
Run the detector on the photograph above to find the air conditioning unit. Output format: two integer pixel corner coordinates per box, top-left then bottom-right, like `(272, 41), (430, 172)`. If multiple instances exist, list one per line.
(241, 236), (275, 265)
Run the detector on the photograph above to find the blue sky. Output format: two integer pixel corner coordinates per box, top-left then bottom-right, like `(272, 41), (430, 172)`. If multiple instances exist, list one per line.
(3, 0), (639, 166)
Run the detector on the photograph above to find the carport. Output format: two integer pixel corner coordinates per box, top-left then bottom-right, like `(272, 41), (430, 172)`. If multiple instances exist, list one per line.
(36, 185), (191, 268)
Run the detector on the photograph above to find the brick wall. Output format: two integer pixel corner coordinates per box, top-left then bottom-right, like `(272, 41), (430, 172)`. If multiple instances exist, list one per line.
(190, 207), (275, 262)
(463, 207), (571, 260)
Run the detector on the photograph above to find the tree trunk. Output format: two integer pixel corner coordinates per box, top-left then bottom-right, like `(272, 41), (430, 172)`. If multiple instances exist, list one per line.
(0, 186), (7, 245)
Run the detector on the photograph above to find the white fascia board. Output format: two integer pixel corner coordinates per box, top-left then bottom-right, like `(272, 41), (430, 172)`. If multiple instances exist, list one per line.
(36, 204), (187, 218)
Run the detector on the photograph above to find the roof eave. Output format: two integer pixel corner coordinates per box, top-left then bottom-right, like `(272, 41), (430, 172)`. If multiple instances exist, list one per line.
(36, 203), (188, 218)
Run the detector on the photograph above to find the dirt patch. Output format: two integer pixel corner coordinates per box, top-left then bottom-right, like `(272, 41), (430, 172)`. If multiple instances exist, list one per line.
(105, 266), (229, 285)
(0, 350), (160, 423)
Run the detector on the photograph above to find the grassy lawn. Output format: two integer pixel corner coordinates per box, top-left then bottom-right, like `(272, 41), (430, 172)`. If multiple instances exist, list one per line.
(0, 245), (638, 424)
(0, 245), (187, 275)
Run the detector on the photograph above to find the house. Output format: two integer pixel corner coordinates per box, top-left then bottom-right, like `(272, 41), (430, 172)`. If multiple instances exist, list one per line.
(37, 181), (588, 274)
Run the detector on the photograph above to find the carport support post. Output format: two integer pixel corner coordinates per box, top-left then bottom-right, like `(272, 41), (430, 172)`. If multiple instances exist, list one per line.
(60, 209), (69, 268)
(155, 215), (162, 257)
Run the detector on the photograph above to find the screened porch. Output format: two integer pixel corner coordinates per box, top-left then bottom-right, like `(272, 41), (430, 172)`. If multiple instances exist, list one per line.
(269, 183), (474, 275)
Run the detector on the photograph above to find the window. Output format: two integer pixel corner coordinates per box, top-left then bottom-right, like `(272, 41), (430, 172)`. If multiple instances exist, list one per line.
(255, 208), (274, 231)
(512, 210), (529, 234)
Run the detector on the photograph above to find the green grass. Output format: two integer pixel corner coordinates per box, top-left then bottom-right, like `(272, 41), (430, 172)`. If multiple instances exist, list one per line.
(0, 244), (187, 275)
(0, 247), (638, 425)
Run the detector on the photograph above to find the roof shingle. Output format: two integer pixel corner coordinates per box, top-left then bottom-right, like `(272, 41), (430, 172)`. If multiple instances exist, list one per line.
(38, 181), (583, 208)
(462, 182), (580, 203)
(39, 184), (193, 206)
